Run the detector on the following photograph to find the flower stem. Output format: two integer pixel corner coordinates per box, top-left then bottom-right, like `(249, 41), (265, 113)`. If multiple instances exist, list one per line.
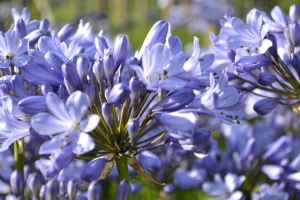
(14, 140), (24, 173)
(115, 156), (134, 200)
(14, 140), (25, 198)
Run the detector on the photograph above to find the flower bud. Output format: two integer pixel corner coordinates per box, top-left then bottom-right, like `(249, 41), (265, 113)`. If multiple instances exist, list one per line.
(129, 57), (138, 79)
(253, 99), (278, 115)
(95, 36), (109, 58)
(226, 49), (236, 62)
(129, 77), (141, 106)
(39, 19), (50, 35)
(114, 36), (128, 72)
(265, 34), (278, 58)
(108, 83), (131, 104)
(26, 181), (32, 200)
(67, 179), (78, 200)
(59, 181), (67, 196)
(57, 23), (74, 42)
(41, 84), (53, 96)
(289, 23), (300, 47)
(39, 185), (45, 200)
(18, 96), (48, 115)
(76, 56), (89, 85)
(88, 67), (97, 88)
(93, 60), (104, 85)
(10, 170), (24, 198)
(62, 62), (83, 91)
(28, 172), (44, 198)
(291, 53), (300, 72)
(58, 85), (68, 100)
(105, 87), (111, 102)
(115, 179), (131, 200)
(84, 82), (96, 106)
(257, 72), (277, 86)
(59, 193), (69, 200)
(15, 19), (27, 38)
(290, 4), (299, 24)
(163, 183), (175, 194)
(151, 89), (195, 112)
(295, 46), (300, 54)
(0, 76), (13, 93)
(45, 179), (59, 200)
(64, 78), (75, 95)
(103, 48), (115, 86)
(128, 118), (139, 146)
(81, 157), (106, 182)
(45, 52), (65, 74)
(284, 27), (292, 45)
(136, 20), (169, 61)
(139, 150), (162, 174)
(87, 181), (102, 200)
(24, 165), (32, 182)
(25, 30), (44, 46)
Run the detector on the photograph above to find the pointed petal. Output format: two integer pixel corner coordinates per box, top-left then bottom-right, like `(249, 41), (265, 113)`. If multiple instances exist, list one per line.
(31, 113), (71, 135)
(66, 91), (89, 122)
(231, 17), (254, 40)
(71, 132), (95, 155)
(80, 114), (100, 132)
(46, 92), (71, 122)
(257, 39), (273, 54)
(39, 137), (64, 154)
(162, 77), (186, 91)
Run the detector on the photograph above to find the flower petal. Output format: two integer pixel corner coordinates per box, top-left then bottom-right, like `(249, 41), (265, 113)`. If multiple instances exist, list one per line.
(66, 91), (89, 122)
(80, 114), (100, 132)
(46, 92), (71, 122)
(31, 113), (71, 135)
(39, 137), (64, 154)
(71, 132), (95, 155)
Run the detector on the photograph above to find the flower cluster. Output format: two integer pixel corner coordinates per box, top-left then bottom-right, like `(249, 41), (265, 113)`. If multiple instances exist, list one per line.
(210, 4), (300, 116)
(0, 6), (246, 200)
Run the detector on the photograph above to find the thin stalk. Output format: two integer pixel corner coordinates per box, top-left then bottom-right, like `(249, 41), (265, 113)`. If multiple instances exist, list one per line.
(112, 104), (119, 136)
(115, 156), (134, 200)
(134, 92), (151, 118)
(138, 92), (158, 119)
(14, 140), (24, 173)
(237, 76), (294, 96)
(137, 122), (160, 140)
(135, 130), (167, 147)
(110, 126), (121, 151)
(14, 140), (24, 198)
(144, 140), (167, 151)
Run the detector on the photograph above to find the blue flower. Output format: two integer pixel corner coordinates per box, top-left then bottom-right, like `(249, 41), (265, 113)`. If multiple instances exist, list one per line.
(131, 43), (186, 91)
(227, 10), (272, 54)
(31, 91), (100, 155)
(0, 29), (30, 69)
(202, 173), (245, 200)
(252, 183), (288, 200)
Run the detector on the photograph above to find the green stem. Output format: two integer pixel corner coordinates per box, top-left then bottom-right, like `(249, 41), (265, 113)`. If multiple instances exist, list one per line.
(14, 141), (25, 198)
(14, 141), (24, 173)
(115, 156), (134, 200)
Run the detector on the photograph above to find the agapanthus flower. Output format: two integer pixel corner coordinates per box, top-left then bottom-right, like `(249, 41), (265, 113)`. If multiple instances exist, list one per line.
(0, 29), (30, 69)
(31, 91), (100, 155)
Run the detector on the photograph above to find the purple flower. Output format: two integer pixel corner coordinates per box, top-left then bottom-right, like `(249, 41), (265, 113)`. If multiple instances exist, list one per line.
(202, 173), (245, 200)
(31, 91), (100, 155)
(131, 43), (186, 91)
(0, 29), (30, 68)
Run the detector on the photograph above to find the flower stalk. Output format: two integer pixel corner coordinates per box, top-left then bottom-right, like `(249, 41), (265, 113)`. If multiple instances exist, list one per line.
(115, 156), (134, 200)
